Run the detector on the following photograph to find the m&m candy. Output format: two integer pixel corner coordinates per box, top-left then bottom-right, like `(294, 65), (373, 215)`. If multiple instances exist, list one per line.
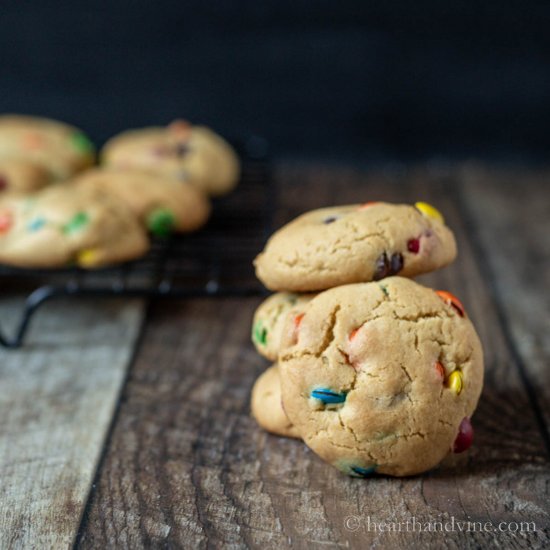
(447, 370), (463, 395)
(71, 132), (95, 154)
(357, 201), (380, 210)
(407, 237), (420, 253)
(63, 211), (90, 235)
(252, 321), (268, 346)
(415, 201), (444, 223)
(434, 361), (445, 380)
(27, 217), (46, 232)
(77, 248), (99, 267)
(0, 210), (13, 233)
(147, 208), (175, 237)
(350, 465), (377, 478)
(436, 290), (465, 317)
(452, 417), (473, 453)
(310, 388), (347, 404)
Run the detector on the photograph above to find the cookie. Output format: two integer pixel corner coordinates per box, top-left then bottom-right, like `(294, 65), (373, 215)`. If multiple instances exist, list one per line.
(251, 364), (300, 439)
(254, 202), (457, 292)
(278, 277), (484, 477)
(101, 120), (240, 196)
(0, 158), (52, 193)
(0, 185), (149, 268)
(73, 168), (211, 236)
(0, 115), (95, 180)
(252, 292), (315, 361)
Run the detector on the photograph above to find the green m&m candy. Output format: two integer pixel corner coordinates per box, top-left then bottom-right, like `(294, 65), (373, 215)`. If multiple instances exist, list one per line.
(63, 211), (90, 234)
(252, 320), (268, 346)
(71, 132), (95, 155)
(147, 208), (175, 237)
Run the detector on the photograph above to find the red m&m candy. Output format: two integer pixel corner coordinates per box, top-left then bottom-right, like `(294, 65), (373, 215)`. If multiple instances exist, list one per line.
(358, 201), (379, 210)
(407, 237), (420, 253)
(452, 417), (474, 453)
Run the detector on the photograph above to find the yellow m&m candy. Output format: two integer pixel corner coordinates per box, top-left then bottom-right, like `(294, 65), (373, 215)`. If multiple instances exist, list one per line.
(447, 370), (463, 395)
(77, 248), (100, 268)
(415, 201), (444, 223)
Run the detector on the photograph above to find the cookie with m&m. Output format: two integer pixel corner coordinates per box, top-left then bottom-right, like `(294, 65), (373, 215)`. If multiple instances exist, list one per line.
(101, 120), (240, 197)
(251, 364), (301, 439)
(252, 292), (315, 361)
(278, 277), (483, 477)
(254, 202), (457, 292)
(0, 115), (95, 180)
(73, 168), (211, 236)
(0, 184), (148, 268)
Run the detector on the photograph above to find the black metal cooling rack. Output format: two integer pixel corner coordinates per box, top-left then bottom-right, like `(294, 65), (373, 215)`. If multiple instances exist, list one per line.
(0, 136), (272, 349)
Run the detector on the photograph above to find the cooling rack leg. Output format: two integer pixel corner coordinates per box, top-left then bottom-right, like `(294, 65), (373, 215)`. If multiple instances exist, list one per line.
(0, 286), (61, 349)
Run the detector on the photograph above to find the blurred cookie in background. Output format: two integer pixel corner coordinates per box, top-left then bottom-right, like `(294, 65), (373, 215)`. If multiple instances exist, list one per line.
(0, 184), (149, 269)
(73, 168), (211, 237)
(0, 115), (95, 181)
(101, 120), (240, 197)
(0, 158), (53, 194)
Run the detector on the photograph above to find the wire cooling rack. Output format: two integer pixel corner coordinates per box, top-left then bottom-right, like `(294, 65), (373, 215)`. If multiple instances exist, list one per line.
(0, 136), (272, 348)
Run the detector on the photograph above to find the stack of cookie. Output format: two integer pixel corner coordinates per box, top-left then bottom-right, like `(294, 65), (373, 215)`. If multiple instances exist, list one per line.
(0, 115), (240, 269)
(250, 202), (484, 477)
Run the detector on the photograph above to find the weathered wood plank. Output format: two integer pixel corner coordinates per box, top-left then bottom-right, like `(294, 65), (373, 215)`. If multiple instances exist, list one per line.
(0, 297), (144, 549)
(458, 165), (550, 444)
(77, 165), (549, 549)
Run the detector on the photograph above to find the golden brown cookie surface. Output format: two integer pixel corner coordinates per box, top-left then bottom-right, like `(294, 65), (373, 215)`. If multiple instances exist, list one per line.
(101, 120), (240, 196)
(279, 277), (484, 477)
(74, 168), (211, 235)
(0, 158), (52, 194)
(254, 202), (457, 292)
(252, 292), (315, 361)
(0, 115), (95, 180)
(251, 364), (300, 439)
(0, 185), (149, 269)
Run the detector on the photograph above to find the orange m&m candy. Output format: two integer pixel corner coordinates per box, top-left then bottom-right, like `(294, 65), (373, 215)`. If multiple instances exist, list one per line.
(434, 361), (445, 380)
(436, 290), (465, 317)
(0, 210), (13, 233)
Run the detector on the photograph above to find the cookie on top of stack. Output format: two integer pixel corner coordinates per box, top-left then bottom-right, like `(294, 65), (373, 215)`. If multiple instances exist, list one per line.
(250, 201), (484, 477)
(0, 115), (240, 269)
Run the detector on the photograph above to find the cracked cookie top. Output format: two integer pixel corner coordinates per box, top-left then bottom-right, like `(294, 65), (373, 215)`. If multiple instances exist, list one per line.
(278, 277), (484, 477)
(101, 120), (240, 197)
(252, 292), (315, 361)
(254, 202), (457, 292)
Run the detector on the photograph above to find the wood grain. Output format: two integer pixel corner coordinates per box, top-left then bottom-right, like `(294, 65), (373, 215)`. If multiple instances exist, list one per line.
(77, 165), (549, 549)
(0, 297), (144, 549)
(459, 165), (550, 443)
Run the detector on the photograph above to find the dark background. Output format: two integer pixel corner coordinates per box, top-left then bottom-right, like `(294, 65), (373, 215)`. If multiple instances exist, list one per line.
(2, 1), (550, 163)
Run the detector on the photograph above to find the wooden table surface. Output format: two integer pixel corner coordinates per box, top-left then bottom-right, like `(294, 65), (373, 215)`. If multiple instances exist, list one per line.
(1, 163), (549, 549)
